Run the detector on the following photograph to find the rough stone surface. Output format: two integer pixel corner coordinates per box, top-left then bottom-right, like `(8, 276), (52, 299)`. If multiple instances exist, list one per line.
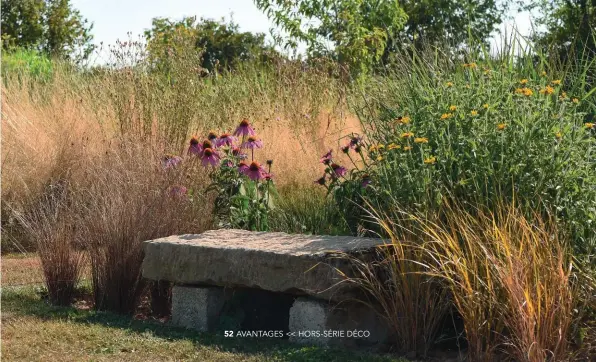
(289, 297), (388, 347)
(171, 286), (230, 331)
(142, 229), (385, 302)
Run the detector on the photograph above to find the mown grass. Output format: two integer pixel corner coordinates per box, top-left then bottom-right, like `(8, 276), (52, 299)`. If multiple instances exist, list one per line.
(1, 287), (405, 362)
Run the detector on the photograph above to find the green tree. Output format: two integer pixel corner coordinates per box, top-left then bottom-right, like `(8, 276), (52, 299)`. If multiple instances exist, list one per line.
(144, 16), (276, 73)
(526, 0), (596, 62)
(254, 0), (408, 76)
(1, 0), (94, 61)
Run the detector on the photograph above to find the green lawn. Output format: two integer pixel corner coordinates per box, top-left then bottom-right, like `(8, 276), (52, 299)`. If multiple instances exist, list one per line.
(1, 255), (407, 362)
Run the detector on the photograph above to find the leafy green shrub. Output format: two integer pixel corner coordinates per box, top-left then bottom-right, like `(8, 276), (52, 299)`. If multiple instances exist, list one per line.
(338, 46), (596, 254)
(1, 47), (53, 82)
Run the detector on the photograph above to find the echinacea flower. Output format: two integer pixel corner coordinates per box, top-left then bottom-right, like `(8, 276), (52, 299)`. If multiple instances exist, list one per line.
(341, 145), (350, 154)
(188, 137), (201, 155)
(241, 136), (263, 149)
(169, 185), (188, 197)
(330, 163), (346, 178)
(320, 150), (333, 165)
(237, 161), (249, 174)
(216, 133), (236, 147)
(315, 175), (326, 186)
(162, 154), (182, 169)
(245, 161), (267, 180)
(349, 135), (363, 147)
(232, 146), (247, 159)
(361, 174), (371, 188)
(201, 148), (220, 166)
(207, 131), (218, 142)
(234, 118), (256, 137)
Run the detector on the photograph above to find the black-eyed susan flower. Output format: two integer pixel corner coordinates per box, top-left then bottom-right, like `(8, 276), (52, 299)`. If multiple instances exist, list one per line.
(551, 79), (561, 85)
(401, 132), (414, 138)
(404, 146), (412, 151)
(483, 103), (489, 109)
(388, 143), (401, 150)
(423, 156), (436, 164)
(555, 132), (562, 140)
(446, 81), (454, 87)
(572, 98), (579, 104)
(541, 71), (547, 77)
(585, 123), (594, 129)
(394, 116), (410, 125)
(471, 110), (478, 116)
(497, 123), (507, 130)
(559, 91), (568, 100)
(369, 144), (385, 152)
(463, 63), (477, 68)
(376, 155), (383, 161)
(441, 113), (453, 120)
(539, 86), (554, 95)
(522, 88), (533, 96)
(520, 79), (528, 84)
(449, 105), (457, 111)
(414, 137), (429, 144)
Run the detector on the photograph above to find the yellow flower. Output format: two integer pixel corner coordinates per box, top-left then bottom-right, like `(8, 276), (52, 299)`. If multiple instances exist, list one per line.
(387, 143), (401, 150)
(463, 63), (477, 68)
(483, 103), (489, 109)
(440, 113), (453, 120)
(539, 86), (554, 95)
(414, 137), (429, 144)
(470, 110), (478, 116)
(446, 81), (454, 87)
(403, 146), (412, 151)
(401, 132), (414, 138)
(394, 116), (410, 125)
(376, 156), (384, 161)
(522, 87), (533, 96)
(572, 98), (579, 104)
(423, 156), (437, 164)
(541, 71), (547, 77)
(369, 144), (385, 152)
(515, 88), (523, 94)
(559, 91), (568, 100)
(585, 123), (594, 129)
(520, 79), (528, 84)
(555, 132), (562, 140)
(497, 123), (507, 130)
(551, 79), (561, 85)
(449, 105), (457, 111)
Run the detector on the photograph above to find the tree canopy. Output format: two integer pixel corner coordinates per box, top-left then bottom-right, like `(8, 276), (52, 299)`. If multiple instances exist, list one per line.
(1, 0), (94, 61)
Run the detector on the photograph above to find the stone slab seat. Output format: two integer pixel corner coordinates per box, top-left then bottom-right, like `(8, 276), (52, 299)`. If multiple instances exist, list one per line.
(142, 229), (386, 302)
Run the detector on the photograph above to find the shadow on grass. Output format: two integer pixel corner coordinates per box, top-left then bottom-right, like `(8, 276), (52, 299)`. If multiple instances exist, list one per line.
(1, 286), (405, 362)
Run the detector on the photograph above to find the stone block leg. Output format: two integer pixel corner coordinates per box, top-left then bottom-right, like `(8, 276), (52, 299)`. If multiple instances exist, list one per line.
(171, 286), (229, 332)
(289, 297), (388, 347)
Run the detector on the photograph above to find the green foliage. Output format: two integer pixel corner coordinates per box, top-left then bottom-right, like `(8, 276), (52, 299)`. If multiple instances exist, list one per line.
(255, 0), (407, 76)
(527, 0), (596, 62)
(144, 16), (275, 74)
(1, 47), (53, 82)
(334, 45), (596, 254)
(1, 0), (94, 61)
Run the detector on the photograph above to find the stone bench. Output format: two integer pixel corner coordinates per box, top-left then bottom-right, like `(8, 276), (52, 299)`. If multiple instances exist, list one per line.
(142, 229), (389, 347)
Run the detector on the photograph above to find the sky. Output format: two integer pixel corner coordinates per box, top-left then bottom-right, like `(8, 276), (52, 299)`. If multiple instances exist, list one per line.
(72, 0), (537, 59)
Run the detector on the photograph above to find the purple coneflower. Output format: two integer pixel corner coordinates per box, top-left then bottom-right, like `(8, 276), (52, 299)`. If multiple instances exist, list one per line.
(201, 148), (220, 167)
(330, 163), (346, 178)
(232, 146), (248, 160)
(216, 133), (236, 147)
(241, 136), (263, 149)
(320, 150), (333, 165)
(244, 161), (267, 180)
(162, 154), (182, 169)
(169, 185), (187, 197)
(234, 118), (256, 137)
(264, 172), (274, 182)
(361, 174), (371, 188)
(237, 161), (249, 174)
(207, 131), (218, 142)
(350, 135), (362, 147)
(188, 137), (201, 156)
(315, 175), (326, 186)
(341, 144), (350, 154)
